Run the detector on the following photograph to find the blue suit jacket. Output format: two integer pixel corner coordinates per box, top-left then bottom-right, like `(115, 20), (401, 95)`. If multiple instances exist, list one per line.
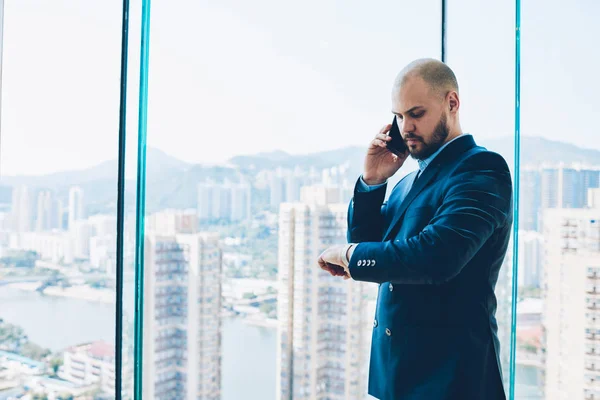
(347, 135), (512, 400)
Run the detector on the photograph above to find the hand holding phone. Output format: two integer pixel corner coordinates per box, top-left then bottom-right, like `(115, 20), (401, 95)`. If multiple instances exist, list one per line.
(363, 118), (408, 185)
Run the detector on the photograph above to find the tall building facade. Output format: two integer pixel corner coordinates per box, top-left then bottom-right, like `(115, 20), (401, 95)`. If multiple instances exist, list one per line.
(35, 190), (57, 232)
(90, 235), (116, 273)
(198, 180), (251, 223)
(230, 182), (252, 222)
(520, 167), (542, 231)
(68, 186), (85, 230)
(542, 205), (600, 399)
(521, 164), (600, 232)
(518, 230), (544, 288)
(70, 220), (92, 259)
(541, 165), (600, 210)
(590, 188), (600, 209)
(146, 209), (198, 235)
(142, 227), (222, 400)
(270, 168), (286, 209)
(11, 185), (33, 232)
(285, 167), (306, 204)
(277, 186), (371, 400)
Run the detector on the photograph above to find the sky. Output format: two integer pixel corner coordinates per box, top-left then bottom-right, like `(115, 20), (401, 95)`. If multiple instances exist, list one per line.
(0, 0), (598, 176)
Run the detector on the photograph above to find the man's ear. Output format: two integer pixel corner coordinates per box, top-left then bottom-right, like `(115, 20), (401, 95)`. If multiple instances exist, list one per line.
(448, 91), (460, 113)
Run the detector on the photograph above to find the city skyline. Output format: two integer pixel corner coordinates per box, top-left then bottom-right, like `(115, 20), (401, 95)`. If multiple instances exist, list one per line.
(1, 133), (599, 181)
(1, 1), (599, 399)
(2, 158), (600, 398)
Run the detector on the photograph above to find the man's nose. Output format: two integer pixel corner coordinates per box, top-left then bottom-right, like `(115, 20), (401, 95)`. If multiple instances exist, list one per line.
(401, 120), (416, 135)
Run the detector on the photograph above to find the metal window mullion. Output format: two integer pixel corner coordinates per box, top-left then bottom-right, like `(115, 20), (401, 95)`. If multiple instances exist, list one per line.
(441, 0), (447, 62)
(133, 0), (152, 398)
(509, 0), (522, 398)
(115, 0), (131, 399)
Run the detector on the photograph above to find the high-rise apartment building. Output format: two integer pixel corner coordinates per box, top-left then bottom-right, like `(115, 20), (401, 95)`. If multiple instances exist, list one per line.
(11, 185), (33, 232)
(143, 211), (222, 399)
(521, 164), (600, 232)
(198, 180), (251, 223)
(36, 190), (57, 232)
(518, 230), (544, 288)
(270, 168), (286, 209)
(540, 165), (600, 210)
(520, 167), (542, 231)
(277, 185), (372, 400)
(542, 203), (600, 399)
(68, 186), (85, 230)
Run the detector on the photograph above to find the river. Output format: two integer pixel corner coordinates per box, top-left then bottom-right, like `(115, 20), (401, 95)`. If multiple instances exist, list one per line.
(0, 286), (277, 400)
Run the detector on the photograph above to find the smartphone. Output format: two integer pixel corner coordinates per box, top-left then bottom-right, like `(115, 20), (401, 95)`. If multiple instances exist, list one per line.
(387, 116), (407, 156)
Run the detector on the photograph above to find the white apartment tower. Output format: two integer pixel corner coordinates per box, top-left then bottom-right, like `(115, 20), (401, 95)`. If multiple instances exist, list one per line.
(36, 190), (55, 232)
(542, 200), (600, 399)
(143, 212), (222, 400)
(11, 185), (33, 232)
(198, 180), (251, 222)
(68, 186), (85, 230)
(277, 185), (371, 400)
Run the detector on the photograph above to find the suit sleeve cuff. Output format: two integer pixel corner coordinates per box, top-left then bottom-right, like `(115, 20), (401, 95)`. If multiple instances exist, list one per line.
(357, 175), (388, 192)
(348, 243), (383, 283)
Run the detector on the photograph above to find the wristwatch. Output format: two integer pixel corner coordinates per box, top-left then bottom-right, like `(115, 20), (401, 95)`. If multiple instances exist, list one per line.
(340, 244), (353, 268)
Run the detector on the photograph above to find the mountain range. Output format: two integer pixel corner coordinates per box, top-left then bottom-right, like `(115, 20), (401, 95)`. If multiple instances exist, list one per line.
(1, 136), (598, 213)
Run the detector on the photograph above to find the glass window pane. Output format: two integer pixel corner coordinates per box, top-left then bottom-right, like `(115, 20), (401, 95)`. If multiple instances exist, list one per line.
(139, 1), (440, 399)
(0, 1), (124, 398)
(446, 0), (517, 396)
(518, 1), (600, 399)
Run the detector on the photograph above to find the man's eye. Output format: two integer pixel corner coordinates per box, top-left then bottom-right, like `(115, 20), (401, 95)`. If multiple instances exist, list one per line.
(410, 112), (424, 118)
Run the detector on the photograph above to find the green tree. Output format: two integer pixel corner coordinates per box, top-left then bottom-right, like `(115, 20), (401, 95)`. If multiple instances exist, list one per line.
(89, 279), (107, 289)
(0, 250), (39, 268)
(20, 342), (51, 360)
(266, 286), (277, 294)
(259, 302), (277, 315)
(0, 322), (26, 342)
(50, 357), (64, 376)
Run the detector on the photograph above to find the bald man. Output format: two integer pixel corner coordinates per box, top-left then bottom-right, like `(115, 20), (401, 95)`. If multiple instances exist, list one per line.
(318, 59), (512, 400)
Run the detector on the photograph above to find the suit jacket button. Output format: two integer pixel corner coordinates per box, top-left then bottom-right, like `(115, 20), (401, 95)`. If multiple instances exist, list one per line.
(389, 283), (394, 291)
(373, 320), (378, 328)
(386, 328), (392, 336)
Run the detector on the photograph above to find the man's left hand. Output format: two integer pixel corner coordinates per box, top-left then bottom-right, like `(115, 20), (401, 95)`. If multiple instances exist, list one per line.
(317, 244), (353, 280)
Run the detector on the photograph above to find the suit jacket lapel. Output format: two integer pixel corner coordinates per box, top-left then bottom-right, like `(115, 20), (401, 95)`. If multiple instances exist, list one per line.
(382, 164), (441, 240)
(382, 134), (478, 241)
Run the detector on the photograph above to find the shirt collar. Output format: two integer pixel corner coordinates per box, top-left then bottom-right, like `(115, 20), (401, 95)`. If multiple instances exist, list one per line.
(417, 134), (469, 171)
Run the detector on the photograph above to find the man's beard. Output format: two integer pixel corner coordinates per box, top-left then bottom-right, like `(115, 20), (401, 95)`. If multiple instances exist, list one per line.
(408, 114), (449, 160)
